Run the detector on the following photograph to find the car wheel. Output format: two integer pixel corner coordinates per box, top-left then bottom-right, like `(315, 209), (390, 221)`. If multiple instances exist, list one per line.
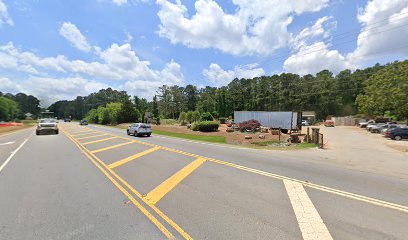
(394, 136), (402, 141)
(147, 133), (151, 137)
(55, 130), (59, 134)
(36, 130), (40, 135)
(134, 131), (138, 137)
(127, 130), (130, 135)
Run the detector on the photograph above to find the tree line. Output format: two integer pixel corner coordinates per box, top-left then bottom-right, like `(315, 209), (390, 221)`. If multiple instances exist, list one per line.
(0, 92), (41, 121)
(1, 60), (406, 123)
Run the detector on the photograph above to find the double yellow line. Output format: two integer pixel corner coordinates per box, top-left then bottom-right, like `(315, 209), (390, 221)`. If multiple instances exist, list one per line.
(61, 127), (192, 239)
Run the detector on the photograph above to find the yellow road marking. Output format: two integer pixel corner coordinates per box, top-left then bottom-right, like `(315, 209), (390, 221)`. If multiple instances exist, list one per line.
(91, 141), (136, 153)
(145, 157), (206, 205)
(108, 146), (161, 169)
(66, 125), (408, 214)
(82, 137), (118, 145)
(61, 128), (175, 239)
(284, 180), (333, 240)
(71, 131), (101, 137)
(76, 134), (108, 140)
(207, 158), (408, 213)
(70, 129), (94, 134)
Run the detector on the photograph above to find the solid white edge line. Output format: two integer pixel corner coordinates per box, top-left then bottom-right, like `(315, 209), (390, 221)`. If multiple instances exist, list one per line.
(0, 137), (30, 173)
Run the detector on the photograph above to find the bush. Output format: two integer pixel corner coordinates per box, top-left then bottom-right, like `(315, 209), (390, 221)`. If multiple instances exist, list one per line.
(191, 121), (219, 132)
(179, 112), (187, 125)
(186, 111), (193, 123)
(201, 112), (214, 121)
(239, 119), (261, 132)
(192, 111), (201, 122)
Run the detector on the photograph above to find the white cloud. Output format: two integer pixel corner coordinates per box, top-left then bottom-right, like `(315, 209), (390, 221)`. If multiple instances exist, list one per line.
(0, 77), (22, 93)
(0, 0), (13, 27)
(112, 0), (127, 5)
(203, 63), (265, 86)
(291, 16), (335, 50)
(59, 22), (91, 52)
(348, 0), (408, 63)
(283, 42), (352, 75)
(0, 42), (184, 103)
(156, 0), (328, 56)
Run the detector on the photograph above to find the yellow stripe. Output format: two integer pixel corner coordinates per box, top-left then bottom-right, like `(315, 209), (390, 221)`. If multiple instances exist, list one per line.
(145, 157), (206, 205)
(71, 131), (101, 137)
(60, 128), (175, 239)
(91, 141), (136, 153)
(108, 146), (161, 169)
(82, 137), (118, 145)
(76, 134), (108, 140)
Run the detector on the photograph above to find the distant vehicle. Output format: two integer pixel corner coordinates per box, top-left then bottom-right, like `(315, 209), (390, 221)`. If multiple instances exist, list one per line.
(381, 125), (403, 135)
(127, 123), (152, 137)
(301, 120), (309, 126)
(79, 120), (88, 125)
(36, 119), (58, 135)
(369, 123), (389, 133)
(323, 120), (335, 127)
(367, 123), (385, 132)
(358, 120), (375, 128)
(64, 118), (71, 122)
(385, 128), (408, 140)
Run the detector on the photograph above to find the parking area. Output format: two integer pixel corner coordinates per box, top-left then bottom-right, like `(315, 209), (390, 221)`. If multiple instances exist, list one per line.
(56, 123), (408, 239)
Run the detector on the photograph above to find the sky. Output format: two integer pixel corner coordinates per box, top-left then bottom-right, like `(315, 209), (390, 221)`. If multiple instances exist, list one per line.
(0, 0), (408, 106)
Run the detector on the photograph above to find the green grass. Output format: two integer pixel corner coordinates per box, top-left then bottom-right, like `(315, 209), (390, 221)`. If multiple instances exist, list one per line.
(152, 129), (226, 144)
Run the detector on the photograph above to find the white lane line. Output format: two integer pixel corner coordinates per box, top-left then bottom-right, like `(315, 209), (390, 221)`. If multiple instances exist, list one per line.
(284, 179), (333, 240)
(0, 138), (30, 174)
(0, 141), (15, 146)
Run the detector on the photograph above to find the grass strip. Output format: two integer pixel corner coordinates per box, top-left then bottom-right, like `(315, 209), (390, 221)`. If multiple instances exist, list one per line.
(152, 129), (226, 144)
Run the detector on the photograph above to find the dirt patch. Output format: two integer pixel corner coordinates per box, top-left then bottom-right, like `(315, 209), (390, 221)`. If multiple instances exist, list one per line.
(0, 125), (31, 135)
(149, 124), (293, 146)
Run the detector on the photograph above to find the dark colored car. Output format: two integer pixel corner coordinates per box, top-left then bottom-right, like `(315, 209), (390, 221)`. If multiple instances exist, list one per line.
(79, 120), (88, 125)
(385, 128), (408, 140)
(64, 118), (71, 122)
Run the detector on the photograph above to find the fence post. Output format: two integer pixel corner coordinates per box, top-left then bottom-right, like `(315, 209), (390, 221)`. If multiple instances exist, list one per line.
(319, 133), (324, 149)
(278, 128), (281, 143)
(307, 127), (310, 143)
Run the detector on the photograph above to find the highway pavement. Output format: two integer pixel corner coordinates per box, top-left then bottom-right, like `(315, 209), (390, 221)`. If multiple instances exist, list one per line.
(0, 122), (407, 239)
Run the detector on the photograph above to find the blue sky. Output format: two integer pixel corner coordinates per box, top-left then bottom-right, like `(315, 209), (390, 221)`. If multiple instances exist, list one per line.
(1, 0), (408, 105)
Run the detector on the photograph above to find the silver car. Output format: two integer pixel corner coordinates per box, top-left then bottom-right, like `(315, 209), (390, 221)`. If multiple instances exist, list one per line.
(127, 123), (152, 137)
(36, 119), (59, 135)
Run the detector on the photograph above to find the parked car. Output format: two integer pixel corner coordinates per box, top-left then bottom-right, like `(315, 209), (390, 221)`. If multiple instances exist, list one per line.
(64, 118), (71, 122)
(369, 123), (391, 133)
(380, 124), (400, 135)
(79, 120), (88, 125)
(367, 123), (385, 132)
(301, 120), (309, 126)
(385, 128), (408, 140)
(127, 123), (152, 137)
(36, 119), (59, 135)
(323, 120), (334, 127)
(358, 120), (375, 128)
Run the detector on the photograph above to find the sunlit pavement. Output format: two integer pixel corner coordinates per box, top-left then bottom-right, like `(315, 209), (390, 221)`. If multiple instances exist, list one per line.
(0, 122), (407, 239)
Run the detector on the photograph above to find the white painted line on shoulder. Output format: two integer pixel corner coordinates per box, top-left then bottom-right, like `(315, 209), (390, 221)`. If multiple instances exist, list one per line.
(0, 137), (30, 174)
(0, 141), (15, 146)
(284, 179), (333, 240)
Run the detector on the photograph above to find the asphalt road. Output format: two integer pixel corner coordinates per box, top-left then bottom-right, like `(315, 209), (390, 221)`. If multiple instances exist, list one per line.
(0, 122), (407, 240)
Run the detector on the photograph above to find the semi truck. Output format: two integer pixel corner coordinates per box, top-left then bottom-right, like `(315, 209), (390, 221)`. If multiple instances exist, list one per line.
(234, 111), (302, 133)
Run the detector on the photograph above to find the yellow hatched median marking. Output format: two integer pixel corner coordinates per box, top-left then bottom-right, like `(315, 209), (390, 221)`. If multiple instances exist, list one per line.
(91, 141), (136, 153)
(71, 131), (101, 137)
(145, 157), (206, 205)
(108, 146), (161, 169)
(82, 136), (118, 145)
(76, 134), (108, 140)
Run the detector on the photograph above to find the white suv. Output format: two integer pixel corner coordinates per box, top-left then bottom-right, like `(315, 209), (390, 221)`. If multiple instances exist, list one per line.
(36, 119), (59, 135)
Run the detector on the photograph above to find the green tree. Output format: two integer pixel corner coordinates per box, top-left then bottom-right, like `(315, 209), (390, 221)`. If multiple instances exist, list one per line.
(0, 97), (19, 121)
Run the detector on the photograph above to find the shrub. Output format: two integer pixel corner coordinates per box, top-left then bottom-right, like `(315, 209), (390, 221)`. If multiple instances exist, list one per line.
(239, 119), (261, 132)
(191, 121), (219, 132)
(192, 111), (201, 122)
(179, 112), (187, 125)
(211, 111), (219, 119)
(186, 111), (193, 123)
(201, 112), (214, 121)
